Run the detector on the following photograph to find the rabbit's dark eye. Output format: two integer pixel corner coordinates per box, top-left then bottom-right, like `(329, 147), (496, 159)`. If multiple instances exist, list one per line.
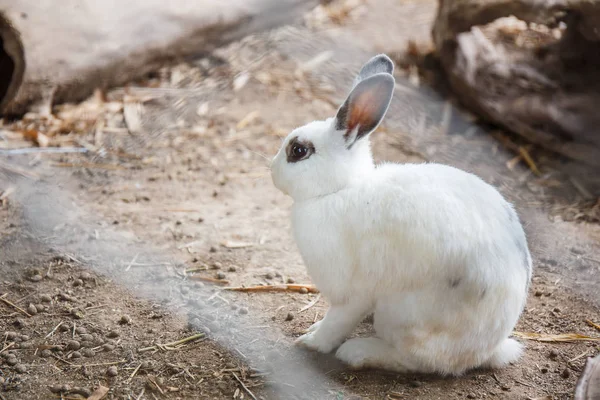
(286, 138), (314, 163)
(292, 144), (307, 158)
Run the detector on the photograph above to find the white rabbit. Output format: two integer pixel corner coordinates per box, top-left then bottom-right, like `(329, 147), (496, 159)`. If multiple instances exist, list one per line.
(270, 54), (532, 375)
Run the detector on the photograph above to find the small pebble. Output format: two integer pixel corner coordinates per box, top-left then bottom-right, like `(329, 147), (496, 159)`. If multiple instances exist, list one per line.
(49, 385), (63, 393)
(553, 307), (561, 313)
(60, 293), (76, 302)
(70, 351), (82, 359)
(14, 318), (27, 328)
(285, 312), (294, 321)
(72, 279), (84, 287)
(467, 394), (476, 399)
(228, 266), (237, 272)
(40, 349), (52, 358)
(549, 349), (559, 360)
(561, 368), (571, 379)
(286, 277), (295, 284)
(40, 294), (52, 303)
(5, 331), (17, 340)
(6, 357), (18, 366)
(59, 324), (71, 332)
(119, 315), (132, 325)
(67, 340), (81, 350)
(102, 343), (116, 352)
(209, 246), (217, 253)
(541, 367), (548, 373)
(299, 287), (308, 294)
(238, 307), (249, 315)
(409, 381), (421, 388)
(29, 274), (43, 282)
(265, 272), (274, 280)
(106, 366), (118, 377)
(82, 348), (95, 357)
(500, 385), (511, 391)
(34, 304), (45, 313)
(70, 308), (84, 319)
(81, 341), (95, 348)
(534, 290), (543, 297)
(0, 377), (4, 385)
(106, 331), (119, 338)
(216, 272), (226, 280)
(75, 327), (87, 334)
(212, 261), (222, 269)
(79, 272), (92, 281)
(19, 334), (30, 341)
(14, 364), (27, 373)
(80, 334), (94, 342)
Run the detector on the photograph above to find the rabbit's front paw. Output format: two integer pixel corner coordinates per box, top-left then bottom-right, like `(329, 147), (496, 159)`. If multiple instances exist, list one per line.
(302, 319), (322, 334)
(295, 331), (336, 354)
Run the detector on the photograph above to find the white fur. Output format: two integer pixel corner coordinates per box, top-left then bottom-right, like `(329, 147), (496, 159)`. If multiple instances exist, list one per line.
(270, 58), (532, 375)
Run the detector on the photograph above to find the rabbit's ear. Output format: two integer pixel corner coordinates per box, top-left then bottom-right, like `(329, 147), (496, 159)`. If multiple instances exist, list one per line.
(352, 54), (394, 88)
(335, 73), (395, 147)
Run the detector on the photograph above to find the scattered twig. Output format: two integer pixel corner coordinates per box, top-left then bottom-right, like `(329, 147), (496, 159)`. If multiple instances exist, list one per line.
(138, 333), (205, 353)
(586, 320), (600, 332)
(52, 354), (76, 366)
(513, 331), (600, 342)
(0, 160), (40, 179)
(232, 372), (258, 400)
(569, 176), (594, 200)
(127, 363), (143, 383)
(189, 276), (230, 285)
(185, 266), (208, 273)
(125, 253), (140, 272)
(220, 240), (254, 249)
(44, 321), (64, 339)
(582, 256), (600, 265)
(0, 293), (32, 317)
(135, 388), (145, 400)
(0, 342), (15, 354)
(52, 162), (125, 170)
(0, 147), (88, 155)
(224, 284), (319, 294)
(514, 378), (535, 388)
(518, 146), (541, 176)
(84, 304), (107, 311)
(569, 350), (590, 363)
(148, 377), (165, 395)
(299, 293), (321, 313)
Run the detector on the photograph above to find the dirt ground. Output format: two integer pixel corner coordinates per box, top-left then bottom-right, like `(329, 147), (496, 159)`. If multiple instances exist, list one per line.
(2, 1), (600, 399)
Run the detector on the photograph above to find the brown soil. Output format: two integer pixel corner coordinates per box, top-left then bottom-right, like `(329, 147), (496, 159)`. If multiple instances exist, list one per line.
(1, 1), (600, 399)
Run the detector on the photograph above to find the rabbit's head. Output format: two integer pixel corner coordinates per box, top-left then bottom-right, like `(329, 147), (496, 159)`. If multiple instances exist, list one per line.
(271, 54), (395, 200)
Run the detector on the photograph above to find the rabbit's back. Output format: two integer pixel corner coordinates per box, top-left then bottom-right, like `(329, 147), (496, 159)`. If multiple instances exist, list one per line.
(292, 162), (531, 302)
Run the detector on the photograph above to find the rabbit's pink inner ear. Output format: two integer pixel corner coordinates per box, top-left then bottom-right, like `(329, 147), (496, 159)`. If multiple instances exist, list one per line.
(342, 75), (394, 144)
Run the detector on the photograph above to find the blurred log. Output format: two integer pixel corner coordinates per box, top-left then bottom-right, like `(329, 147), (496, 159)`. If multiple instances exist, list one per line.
(0, 0), (318, 116)
(432, 0), (600, 166)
